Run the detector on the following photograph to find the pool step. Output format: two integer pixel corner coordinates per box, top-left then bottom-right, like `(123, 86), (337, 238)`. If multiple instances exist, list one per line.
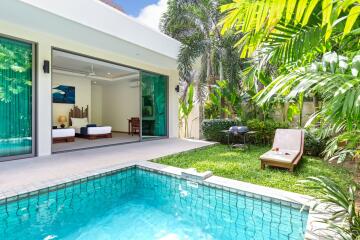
(181, 168), (213, 181)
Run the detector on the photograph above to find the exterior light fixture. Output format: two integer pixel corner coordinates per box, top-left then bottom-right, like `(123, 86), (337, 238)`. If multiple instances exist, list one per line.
(43, 60), (50, 73)
(175, 85), (180, 93)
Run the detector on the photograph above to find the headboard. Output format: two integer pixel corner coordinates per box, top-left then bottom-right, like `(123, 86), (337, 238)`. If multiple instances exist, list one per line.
(69, 105), (88, 126)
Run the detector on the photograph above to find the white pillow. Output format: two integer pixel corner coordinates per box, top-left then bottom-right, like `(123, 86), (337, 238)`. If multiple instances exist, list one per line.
(71, 118), (88, 128)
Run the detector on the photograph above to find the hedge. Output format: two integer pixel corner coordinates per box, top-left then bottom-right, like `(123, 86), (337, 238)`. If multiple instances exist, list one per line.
(201, 118), (289, 144)
(246, 119), (289, 144)
(202, 119), (241, 143)
(201, 119), (325, 156)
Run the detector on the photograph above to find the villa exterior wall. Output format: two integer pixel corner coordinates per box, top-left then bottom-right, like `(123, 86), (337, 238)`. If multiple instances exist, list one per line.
(0, 20), (180, 157)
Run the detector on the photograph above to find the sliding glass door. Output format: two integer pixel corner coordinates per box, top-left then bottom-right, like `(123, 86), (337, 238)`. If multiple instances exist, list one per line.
(140, 71), (168, 139)
(0, 36), (34, 159)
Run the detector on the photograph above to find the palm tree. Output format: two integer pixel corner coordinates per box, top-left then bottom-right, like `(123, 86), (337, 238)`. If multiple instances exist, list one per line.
(161, 0), (243, 122)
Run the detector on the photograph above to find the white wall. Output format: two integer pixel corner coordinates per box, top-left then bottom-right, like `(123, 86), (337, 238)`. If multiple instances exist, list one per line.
(52, 73), (92, 127)
(101, 81), (140, 132)
(0, 19), (179, 157)
(91, 84), (103, 125)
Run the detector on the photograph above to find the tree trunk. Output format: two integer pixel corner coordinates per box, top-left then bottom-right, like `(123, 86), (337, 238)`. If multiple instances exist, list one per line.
(184, 117), (188, 138)
(197, 84), (205, 139)
(298, 93), (304, 128)
(281, 103), (286, 123)
(219, 61), (226, 118)
(313, 95), (320, 127)
(199, 103), (204, 139)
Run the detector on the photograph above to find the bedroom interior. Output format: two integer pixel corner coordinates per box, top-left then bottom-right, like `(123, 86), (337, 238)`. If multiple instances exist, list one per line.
(51, 50), (142, 152)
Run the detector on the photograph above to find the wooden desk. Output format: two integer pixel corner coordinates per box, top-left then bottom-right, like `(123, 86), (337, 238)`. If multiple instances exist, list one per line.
(128, 118), (140, 135)
(128, 119), (131, 135)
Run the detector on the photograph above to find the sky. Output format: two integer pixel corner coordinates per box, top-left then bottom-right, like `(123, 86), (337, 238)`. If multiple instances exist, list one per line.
(114, 0), (168, 32)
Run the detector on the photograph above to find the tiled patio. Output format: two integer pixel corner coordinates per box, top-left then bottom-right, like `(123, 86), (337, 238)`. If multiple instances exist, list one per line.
(0, 138), (214, 194)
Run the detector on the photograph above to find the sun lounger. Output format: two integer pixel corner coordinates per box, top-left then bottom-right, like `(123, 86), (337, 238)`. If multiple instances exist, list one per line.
(260, 129), (304, 172)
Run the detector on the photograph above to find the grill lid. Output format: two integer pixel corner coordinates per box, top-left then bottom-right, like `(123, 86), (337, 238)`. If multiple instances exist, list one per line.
(237, 126), (249, 133)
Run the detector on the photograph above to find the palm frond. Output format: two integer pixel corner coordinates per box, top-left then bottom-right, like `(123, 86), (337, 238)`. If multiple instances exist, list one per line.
(220, 0), (360, 58)
(266, 23), (323, 64)
(299, 176), (360, 239)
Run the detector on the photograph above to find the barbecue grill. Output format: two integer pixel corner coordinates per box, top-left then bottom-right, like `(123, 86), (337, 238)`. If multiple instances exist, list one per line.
(222, 126), (250, 149)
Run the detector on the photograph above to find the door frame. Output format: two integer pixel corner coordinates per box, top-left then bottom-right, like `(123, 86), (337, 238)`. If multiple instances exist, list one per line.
(50, 48), (170, 153)
(139, 70), (169, 141)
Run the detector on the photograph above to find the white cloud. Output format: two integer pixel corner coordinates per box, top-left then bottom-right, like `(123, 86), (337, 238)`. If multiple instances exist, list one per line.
(135, 0), (168, 32)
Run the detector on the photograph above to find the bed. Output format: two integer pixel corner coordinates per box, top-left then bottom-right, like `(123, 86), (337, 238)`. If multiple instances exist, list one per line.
(52, 128), (75, 143)
(69, 106), (112, 140)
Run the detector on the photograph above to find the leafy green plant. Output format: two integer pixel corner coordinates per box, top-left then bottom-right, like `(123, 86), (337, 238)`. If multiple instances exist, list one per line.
(179, 84), (194, 138)
(324, 130), (360, 163)
(299, 176), (360, 240)
(246, 119), (289, 144)
(304, 128), (327, 156)
(205, 80), (243, 119)
(201, 118), (241, 143)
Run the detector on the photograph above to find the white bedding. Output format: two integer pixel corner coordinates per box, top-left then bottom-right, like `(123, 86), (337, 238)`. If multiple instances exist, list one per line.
(74, 126), (112, 135)
(88, 126), (112, 135)
(52, 128), (75, 138)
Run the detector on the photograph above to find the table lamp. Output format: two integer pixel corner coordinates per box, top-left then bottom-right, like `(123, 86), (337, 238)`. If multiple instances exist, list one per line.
(58, 115), (67, 128)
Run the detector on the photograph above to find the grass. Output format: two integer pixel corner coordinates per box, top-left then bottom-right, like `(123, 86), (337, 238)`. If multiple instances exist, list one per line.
(154, 144), (353, 197)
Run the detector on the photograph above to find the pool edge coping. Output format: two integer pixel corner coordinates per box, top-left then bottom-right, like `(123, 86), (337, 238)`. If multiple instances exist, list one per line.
(0, 160), (339, 239)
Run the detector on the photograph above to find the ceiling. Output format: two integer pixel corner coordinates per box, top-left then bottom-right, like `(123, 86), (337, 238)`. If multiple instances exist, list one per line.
(52, 50), (139, 84)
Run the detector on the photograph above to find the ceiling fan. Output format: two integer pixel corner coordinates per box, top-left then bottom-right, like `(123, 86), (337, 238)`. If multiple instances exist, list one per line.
(87, 64), (97, 77)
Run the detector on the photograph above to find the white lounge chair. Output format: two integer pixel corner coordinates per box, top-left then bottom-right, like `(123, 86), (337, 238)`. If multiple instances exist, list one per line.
(260, 129), (304, 172)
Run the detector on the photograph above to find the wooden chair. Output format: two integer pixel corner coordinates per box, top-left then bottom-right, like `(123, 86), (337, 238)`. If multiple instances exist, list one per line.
(131, 117), (140, 136)
(260, 129), (304, 172)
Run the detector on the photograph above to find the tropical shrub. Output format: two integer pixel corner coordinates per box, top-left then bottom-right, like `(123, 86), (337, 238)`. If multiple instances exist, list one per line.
(201, 119), (241, 143)
(246, 119), (289, 145)
(179, 84), (194, 138)
(300, 176), (360, 240)
(204, 80), (243, 119)
(304, 128), (327, 156)
(324, 130), (360, 163)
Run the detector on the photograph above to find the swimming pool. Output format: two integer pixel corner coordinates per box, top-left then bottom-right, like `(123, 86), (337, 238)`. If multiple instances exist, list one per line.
(0, 166), (308, 240)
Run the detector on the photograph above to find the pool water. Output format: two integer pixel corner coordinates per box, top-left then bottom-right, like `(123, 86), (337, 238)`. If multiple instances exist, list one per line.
(0, 167), (308, 240)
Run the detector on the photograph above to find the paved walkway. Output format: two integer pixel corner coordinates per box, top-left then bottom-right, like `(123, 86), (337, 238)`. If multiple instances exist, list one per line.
(0, 138), (214, 193)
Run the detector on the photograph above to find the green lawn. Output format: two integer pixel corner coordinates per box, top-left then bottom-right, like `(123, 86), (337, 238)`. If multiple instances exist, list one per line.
(154, 144), (353, 197)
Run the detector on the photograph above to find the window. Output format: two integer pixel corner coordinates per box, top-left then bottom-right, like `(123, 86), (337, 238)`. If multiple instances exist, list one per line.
(0, 36), (34, 158)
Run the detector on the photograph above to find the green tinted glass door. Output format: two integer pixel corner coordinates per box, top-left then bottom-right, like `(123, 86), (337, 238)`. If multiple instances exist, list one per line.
(141, 71), (167, 139)
(0, 37), (33, 158)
